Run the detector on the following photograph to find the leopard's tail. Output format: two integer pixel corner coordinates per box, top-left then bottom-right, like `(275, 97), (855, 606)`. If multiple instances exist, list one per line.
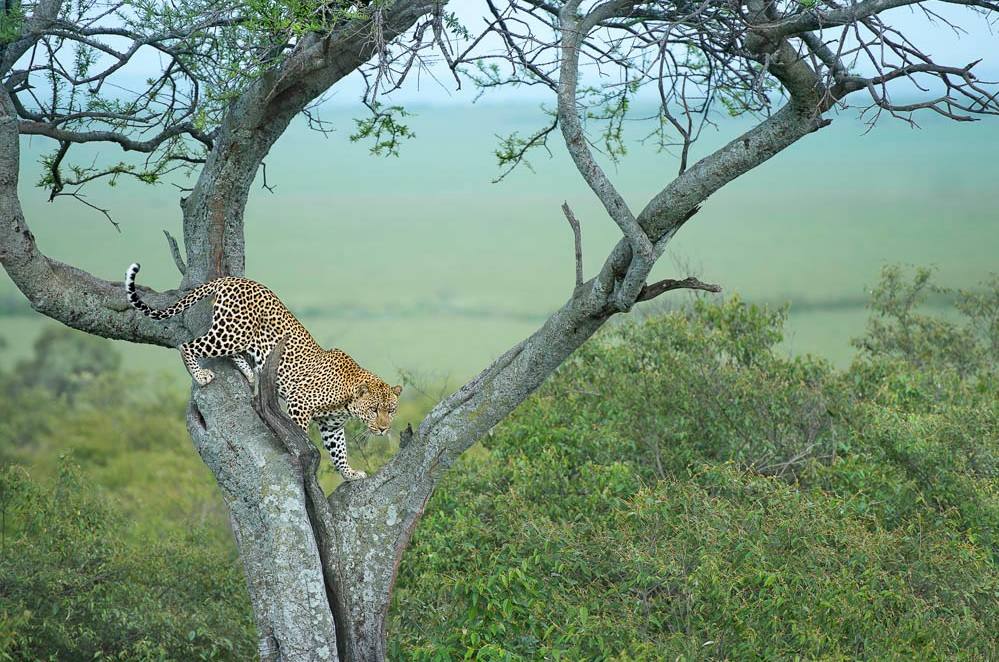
(125, 263), (215, 320)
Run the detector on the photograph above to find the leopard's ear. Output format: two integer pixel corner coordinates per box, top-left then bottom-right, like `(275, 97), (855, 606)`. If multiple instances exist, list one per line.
(354, 383), (368, 399)
(391, 384), (403, 396)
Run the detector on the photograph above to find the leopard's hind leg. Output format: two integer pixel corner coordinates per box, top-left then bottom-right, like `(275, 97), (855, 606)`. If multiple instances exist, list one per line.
(180, 303), (256, 386)
(181, 331), (249, 386)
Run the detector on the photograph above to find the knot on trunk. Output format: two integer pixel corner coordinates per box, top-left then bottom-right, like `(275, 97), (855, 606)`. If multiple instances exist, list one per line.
(399, 423), (415, 449)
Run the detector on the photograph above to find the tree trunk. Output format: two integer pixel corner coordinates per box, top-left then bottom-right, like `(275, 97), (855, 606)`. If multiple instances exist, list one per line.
(167, 12), (442, 652)
(187, 367), (340, 660)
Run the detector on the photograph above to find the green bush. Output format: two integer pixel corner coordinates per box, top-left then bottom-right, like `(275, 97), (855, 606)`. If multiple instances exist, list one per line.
(11, 326), (122, 399)
(390, 268), (999, 659)
(523, 297), (851, 480)
(393, 459), (997, 659)
(0, 328), (253, 659)
(0, 463), (254, 661)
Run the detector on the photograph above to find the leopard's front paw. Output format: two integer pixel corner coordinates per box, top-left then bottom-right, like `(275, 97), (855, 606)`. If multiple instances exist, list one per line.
(342, 469), (367, 482)
(194, 369), (215, 386)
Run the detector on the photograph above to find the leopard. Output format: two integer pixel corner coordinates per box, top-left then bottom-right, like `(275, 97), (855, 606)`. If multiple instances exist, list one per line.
(124, 263), (401, 481)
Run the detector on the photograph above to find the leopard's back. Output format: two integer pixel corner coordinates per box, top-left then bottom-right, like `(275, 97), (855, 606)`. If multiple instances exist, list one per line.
(206, 277), (320, 378)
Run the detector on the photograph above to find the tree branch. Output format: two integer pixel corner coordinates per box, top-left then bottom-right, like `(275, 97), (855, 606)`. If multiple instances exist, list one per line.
(636, 277), (722, 302)
(759, 0), (999, 39)
(394, 0), (840, 509)
(556, 2), (650, 270)
(181, 0), (439, 283)
(638, 4), (835, 241)
(18, 120), (214, 152)
(0, 88), (189, 348)
(163, 230), (187, 276)
(560, 201), (583, 288)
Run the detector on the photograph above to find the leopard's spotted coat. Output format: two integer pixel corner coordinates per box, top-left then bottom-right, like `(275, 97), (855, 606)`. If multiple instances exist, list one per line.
(125, 263), (401, 481)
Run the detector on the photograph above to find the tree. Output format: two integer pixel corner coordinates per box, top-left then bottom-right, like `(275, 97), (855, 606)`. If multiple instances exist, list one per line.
(1, 0), (996, 658)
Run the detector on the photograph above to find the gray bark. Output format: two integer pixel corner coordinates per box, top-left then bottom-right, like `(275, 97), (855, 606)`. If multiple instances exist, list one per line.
(167, 4), (440, 657)
(190, 367), (340, 660)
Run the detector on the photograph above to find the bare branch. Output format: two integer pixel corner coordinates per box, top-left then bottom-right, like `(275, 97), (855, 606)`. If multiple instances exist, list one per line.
(492, 114), (558, 182)
(51, 189), (120, 231)
(260, 162), (276, 194)
(556, 7), (645, 255)
(560, 201), (584, 288)
(18, 121), (213, 153)
(636, 276), (722, 302)
(760, 0), (999, 39)
(163, 230), (187, 276)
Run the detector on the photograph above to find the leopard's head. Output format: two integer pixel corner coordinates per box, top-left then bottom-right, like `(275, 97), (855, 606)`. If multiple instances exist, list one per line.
(347, 379), (402, 435)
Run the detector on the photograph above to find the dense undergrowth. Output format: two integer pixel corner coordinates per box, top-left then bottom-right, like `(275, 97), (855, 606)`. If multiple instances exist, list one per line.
(1, 266), (997, 660)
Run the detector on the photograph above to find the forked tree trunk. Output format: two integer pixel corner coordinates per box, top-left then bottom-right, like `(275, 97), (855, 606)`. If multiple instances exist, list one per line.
(242, 339), (443, 661)
(187, 369), (340, 660)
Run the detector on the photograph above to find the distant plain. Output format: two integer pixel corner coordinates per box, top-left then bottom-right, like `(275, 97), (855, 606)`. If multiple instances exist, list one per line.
(2, 103), (996, 387)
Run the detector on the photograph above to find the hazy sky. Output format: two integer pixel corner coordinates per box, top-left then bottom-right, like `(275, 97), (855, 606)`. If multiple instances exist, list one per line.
(98, 1), (999, 109)
(326, 0), (999, 106)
